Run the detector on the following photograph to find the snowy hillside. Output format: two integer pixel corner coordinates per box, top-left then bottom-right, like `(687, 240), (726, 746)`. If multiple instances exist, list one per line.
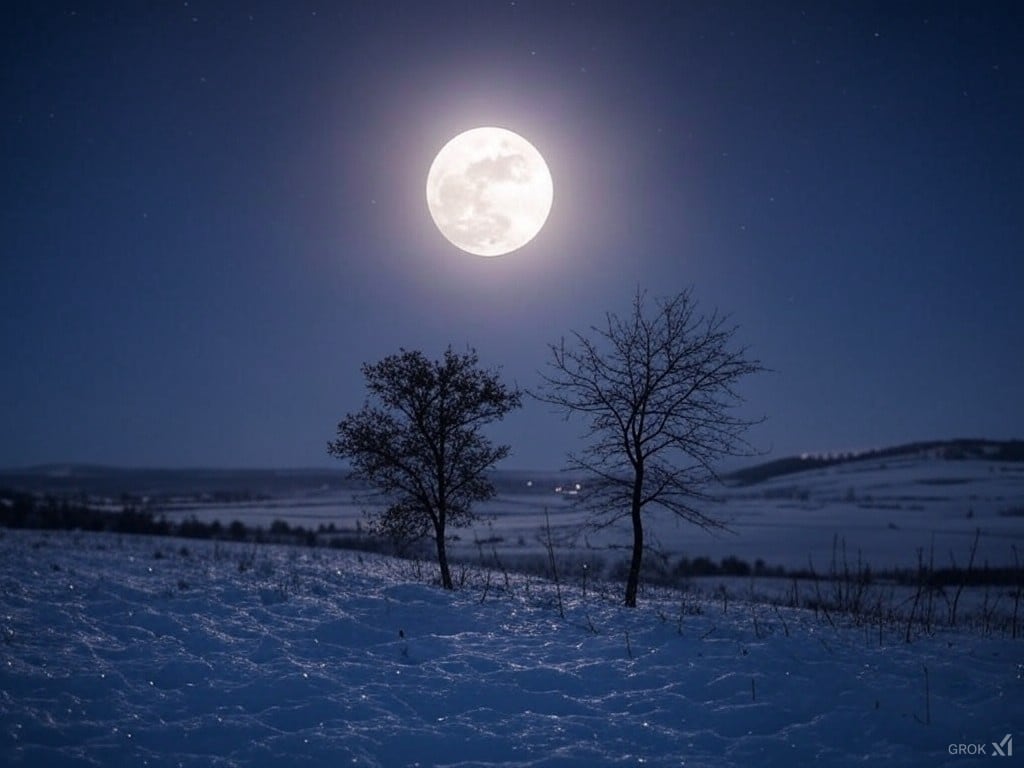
(3, 440), (1023, 576)
(1, 529), (1021, 767)
(455, 451), (1024, 575)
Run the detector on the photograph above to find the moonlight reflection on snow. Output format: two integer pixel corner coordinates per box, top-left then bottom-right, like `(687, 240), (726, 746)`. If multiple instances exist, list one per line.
(0, 529), (1020, 767)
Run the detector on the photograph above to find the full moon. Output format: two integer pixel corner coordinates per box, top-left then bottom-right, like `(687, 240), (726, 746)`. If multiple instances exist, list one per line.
(426, 126), (553, 257)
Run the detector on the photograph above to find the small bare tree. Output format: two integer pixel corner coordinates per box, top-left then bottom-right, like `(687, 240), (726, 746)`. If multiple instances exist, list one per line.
(328, 347), (521, 590)
(535, 288), (764, 606)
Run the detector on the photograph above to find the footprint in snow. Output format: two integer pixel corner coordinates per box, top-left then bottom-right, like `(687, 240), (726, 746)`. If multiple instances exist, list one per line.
(399, 629), (411, 663)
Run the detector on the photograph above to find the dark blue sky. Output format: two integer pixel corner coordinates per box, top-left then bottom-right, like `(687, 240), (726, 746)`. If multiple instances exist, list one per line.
(3, 1), (1022, 470)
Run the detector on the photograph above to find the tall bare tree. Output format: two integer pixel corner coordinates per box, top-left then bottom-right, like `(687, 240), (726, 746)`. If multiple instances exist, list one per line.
(535, 288), (764, 606)
(328, 347), (521, 589)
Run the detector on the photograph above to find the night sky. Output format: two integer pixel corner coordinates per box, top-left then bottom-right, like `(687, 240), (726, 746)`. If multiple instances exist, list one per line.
(3, 2), (1022, 470)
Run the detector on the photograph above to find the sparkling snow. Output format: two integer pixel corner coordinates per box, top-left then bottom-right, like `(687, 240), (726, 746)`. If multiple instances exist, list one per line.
(1, 529), (1020, 767)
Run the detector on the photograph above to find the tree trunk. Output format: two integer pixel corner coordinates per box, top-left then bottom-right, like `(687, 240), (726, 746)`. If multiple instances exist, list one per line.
(624, 468), (644, 607)
(435, 525), (453, 590)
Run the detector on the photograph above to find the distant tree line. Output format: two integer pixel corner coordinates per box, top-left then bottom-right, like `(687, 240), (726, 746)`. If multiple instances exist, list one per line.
(0, 489), (403, 554)
(629, 552), (1023, 588)
(3, 489), (1021, 590)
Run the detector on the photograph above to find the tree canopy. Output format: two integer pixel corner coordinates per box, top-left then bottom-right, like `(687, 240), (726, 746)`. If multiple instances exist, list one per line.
(329, 347), (521, 589)
(535, 288), (764, 606)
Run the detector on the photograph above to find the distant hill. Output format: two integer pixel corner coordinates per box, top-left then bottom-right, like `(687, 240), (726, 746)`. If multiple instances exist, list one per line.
(726, 438), (1024, 486)
(0, 464), (576, 501)
(4, 439), (1021, 498)
(0, 466), (354, 499)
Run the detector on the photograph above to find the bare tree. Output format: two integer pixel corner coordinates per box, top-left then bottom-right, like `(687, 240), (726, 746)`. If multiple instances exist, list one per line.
(535, 288), (764, 606)
(328, 347), (521, 590)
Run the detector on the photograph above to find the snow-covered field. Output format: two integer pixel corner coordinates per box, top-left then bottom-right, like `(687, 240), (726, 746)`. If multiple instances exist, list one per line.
(138, 456), (1024, 573)
(1, 528), (1021, 767)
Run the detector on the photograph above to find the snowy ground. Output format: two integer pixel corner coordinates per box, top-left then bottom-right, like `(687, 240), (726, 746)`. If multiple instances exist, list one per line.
(144, 456), (1024, 573)
(1, 529), (1021, 767)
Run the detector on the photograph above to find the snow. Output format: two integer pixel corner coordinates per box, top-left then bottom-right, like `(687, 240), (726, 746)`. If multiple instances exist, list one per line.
(1, 529), (1020, 767)
(140, 456), (1024, 573)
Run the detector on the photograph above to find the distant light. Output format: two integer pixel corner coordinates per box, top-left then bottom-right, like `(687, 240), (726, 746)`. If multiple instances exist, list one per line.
(526, 480), (533, 487)
(574, 483), (581, 491)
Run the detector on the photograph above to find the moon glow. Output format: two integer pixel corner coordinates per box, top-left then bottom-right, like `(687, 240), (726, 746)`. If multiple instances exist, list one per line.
(426, 127), (553, 257)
